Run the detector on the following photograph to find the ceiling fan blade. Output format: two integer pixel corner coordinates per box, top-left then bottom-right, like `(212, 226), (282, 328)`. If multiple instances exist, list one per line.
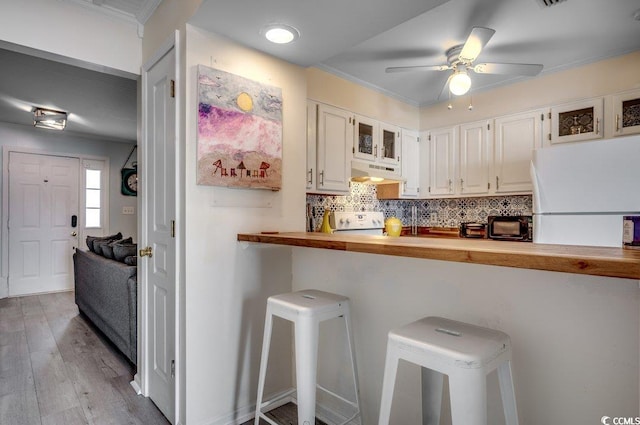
(473, 62), (543, 76)
(458, 27), (495, 63)
(386, 65), (451, 73)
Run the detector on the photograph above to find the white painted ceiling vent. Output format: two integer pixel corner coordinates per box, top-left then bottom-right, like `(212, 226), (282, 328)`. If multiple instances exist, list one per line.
(534, 0), (567, 8)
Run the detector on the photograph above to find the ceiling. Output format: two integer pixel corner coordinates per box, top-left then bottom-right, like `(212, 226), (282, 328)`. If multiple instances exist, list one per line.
(0, 0), (161, 143)
(0, 46), (138, 143)
(191, 0), (640, 106)
(2, 0), (640, 143)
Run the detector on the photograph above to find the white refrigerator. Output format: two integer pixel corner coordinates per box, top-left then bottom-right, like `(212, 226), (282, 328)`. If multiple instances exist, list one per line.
(531, 134), (640, 247)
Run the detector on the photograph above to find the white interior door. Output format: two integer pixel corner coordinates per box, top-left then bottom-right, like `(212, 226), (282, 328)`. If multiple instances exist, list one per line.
(143, 46), (176, 422)
(8, 152), (79, 296)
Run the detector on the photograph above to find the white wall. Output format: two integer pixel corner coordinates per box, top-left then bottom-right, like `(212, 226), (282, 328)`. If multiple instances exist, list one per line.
(0, 0), (141, 76)
(184, 25), (306, 425)
(292, 248), (639, 424)
(306, 67), (419, 130)
(0, 122), (138, 250)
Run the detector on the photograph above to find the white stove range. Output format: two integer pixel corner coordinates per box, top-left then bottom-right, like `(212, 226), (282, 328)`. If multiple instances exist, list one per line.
(329, 211), (385, 235)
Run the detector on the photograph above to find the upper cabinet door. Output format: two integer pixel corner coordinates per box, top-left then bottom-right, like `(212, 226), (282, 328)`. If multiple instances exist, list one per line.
(317, 103), (353, 192)
(494, 110), (543, 194)
(379, 122), (401, 166)
(400, 129), (419, 197)
(353, 114), (378, 162)
(612, 88), (640, 137)
(458, 120), (490, 195)
(428, 126), (456, 196)
(550, 97), (604, 144)
(306, 100), (318, 191)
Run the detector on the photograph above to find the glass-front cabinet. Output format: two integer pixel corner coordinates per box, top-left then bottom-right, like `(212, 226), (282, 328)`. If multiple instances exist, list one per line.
(354, 114), (378, 162)
(379, 123), (401, 166)
(549, 98), (603, 144)
(613, 88), (640, 136)
(353, 116), (401, 167)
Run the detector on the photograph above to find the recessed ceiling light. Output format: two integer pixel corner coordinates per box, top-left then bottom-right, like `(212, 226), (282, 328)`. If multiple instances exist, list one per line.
(262, 24), (300, 44)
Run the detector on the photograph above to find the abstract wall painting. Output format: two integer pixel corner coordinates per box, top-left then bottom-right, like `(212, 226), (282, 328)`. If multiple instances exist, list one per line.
(197, 65), (283, 190)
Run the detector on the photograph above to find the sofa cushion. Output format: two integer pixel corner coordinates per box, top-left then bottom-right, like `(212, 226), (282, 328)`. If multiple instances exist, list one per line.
(102, 237), (133, 259)
(114, 243), (137, 262)
(86, 232), (122, 253)
(124, 255), (137, 266)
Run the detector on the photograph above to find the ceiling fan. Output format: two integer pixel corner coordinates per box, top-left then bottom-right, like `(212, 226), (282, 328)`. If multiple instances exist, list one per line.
(386, 27), (543, 97)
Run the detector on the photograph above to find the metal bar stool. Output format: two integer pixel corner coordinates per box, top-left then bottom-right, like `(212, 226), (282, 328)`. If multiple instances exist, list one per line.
(255, 289), (361, 425)
(378, 316), (518, 425)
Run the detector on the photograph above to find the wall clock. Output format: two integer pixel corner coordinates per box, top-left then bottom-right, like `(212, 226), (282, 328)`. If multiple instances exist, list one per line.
(121, 145), (138, 196)
(121, 167), (137, 196)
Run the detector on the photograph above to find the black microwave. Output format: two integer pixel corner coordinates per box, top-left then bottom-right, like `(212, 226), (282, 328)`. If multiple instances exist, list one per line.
(487, 216), (532, 241)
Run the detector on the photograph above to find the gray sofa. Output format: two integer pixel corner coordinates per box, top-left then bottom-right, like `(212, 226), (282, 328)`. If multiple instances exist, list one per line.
(73, 248), (137, 364)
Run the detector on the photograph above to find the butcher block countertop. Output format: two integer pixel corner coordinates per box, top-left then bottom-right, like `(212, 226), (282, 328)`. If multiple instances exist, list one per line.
(237, 232), (640, 280)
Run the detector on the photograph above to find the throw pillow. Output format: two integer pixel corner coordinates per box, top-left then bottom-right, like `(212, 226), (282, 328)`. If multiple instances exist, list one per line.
(113, 243), (137, 262)
(86, 232), (122, 253)
(102, 237), (133, 260)
(94, 240), (111, 257)
(124, 256), (137, 266)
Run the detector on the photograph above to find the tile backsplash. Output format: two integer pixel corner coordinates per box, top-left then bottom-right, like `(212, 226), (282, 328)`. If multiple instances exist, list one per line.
(306, 182), (532, 231)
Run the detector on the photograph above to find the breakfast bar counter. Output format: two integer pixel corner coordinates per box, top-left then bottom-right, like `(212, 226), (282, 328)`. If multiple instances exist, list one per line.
(237, 232), (640, 280)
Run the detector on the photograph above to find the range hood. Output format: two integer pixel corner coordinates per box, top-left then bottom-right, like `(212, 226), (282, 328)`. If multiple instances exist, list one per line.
(351, 160), (404, 184)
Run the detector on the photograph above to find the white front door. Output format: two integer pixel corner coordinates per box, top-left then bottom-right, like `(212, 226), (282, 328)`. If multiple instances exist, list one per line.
(142, 46), (176, 422)
(8, 152), (79, 296)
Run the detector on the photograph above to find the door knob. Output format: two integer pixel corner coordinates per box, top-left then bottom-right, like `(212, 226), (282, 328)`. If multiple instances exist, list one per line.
(139, 246), (153, 258)
(71, 231), (77, 237)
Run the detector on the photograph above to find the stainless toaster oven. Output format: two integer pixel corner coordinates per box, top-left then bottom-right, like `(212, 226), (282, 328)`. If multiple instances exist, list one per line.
(487, 216), (532, 241)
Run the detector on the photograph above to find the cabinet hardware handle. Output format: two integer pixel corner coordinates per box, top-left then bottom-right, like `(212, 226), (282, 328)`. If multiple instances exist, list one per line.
(460, 178), (464, 191)
(448, 179), (452, 192)
(319, 170), (324, 186)
(595, 118), (600, 135)
(307, 168), (313, 185)
(397, 156), (400, 162)
(496, 176), (499, 190)
(374, 145), (378, 158)
(616, 114), (620, 132)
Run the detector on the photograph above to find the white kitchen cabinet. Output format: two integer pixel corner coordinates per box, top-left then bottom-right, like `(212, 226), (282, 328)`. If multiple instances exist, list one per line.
(612, 88), (640, 137)
(316, 103), (353, 192)
(400, 129), (419, 197)
(419, 130), (430, 198)
(458, 120), (490, 195)
(427, 126), (456, 196)
(353, 114), (378, 162)
(549, 97), (603, 144)
(493, 110), (544, 193)
(379, 122), (401, 166)
(306, 100), (318, 191)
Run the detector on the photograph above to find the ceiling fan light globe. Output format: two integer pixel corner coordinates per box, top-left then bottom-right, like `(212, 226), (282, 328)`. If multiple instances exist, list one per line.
(449, 72), (471, 96)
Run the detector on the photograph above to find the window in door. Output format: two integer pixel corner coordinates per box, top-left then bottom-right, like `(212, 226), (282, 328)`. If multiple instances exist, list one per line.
(85, 169), (102, 228)
(81, 159), (109, 240)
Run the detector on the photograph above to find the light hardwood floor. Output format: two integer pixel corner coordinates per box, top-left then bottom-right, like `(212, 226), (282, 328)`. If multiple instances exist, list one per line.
(0, 291), (169, 425)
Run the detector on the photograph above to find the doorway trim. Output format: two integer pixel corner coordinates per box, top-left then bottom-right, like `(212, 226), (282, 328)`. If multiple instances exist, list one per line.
(1, 145), (110, 298)
(135, 29), (183, 425)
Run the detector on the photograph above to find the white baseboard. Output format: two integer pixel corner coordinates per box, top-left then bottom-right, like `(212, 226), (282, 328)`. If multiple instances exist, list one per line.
(0, 276), (7, 299)
(208, 388), (295, 425)
(130, 378), (142, 395)
(204, 388), (357, 425)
